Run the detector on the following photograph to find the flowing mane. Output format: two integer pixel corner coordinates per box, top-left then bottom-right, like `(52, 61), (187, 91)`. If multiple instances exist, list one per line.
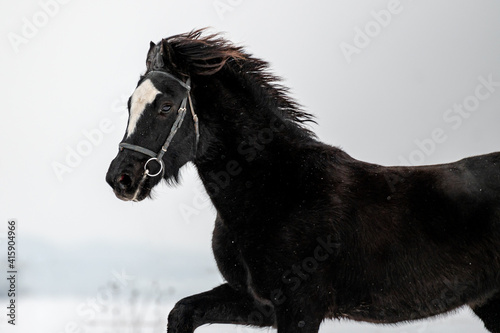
(154, 29), (316, 134)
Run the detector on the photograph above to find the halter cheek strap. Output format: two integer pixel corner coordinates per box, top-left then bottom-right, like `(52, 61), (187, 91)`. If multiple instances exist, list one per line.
(118, 71), (199, 201)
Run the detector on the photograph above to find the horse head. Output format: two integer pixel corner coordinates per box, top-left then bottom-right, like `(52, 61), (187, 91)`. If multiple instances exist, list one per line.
(106, 40), (199, 201)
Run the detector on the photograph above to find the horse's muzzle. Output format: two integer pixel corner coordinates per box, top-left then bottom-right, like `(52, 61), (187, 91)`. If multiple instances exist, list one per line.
(106, 154), (151, 202)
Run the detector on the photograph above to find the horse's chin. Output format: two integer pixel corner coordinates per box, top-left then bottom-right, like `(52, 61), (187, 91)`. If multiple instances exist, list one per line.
(113, 185), (152, 202)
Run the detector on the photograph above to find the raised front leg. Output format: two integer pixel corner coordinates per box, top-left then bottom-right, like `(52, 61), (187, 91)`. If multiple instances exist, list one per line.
(167, 283), (276, 333)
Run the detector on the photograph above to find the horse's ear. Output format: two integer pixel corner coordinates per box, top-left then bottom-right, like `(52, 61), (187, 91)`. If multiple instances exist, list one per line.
(146, 41), (157, 70)
(160, 39), (181, 73)
(145, 38), (185, 74)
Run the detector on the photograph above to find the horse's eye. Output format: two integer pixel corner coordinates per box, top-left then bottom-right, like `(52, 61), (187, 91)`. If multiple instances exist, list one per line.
(160, 104), (172, 114)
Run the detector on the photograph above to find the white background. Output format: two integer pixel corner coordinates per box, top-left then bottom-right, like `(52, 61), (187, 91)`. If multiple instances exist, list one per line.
(1, 0), (499, 332)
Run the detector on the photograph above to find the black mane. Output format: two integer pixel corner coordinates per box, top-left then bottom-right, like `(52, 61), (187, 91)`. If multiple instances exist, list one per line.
(152, 29), (316, 135)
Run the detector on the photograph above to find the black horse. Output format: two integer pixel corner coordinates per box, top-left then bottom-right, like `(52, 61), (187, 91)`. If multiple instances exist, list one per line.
(106, 30), (500, 333)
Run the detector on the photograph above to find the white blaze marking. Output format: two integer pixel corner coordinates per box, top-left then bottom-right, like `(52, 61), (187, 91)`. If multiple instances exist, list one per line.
(126, 79), (161, 138)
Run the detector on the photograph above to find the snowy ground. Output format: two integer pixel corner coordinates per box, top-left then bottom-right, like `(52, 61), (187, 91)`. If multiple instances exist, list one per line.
(0, 297), (487, 333)
(0, 237), (490, 333)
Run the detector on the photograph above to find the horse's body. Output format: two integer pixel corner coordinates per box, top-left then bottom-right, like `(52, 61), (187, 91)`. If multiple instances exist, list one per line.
(207, 131), (500, 326)
(106, 30), (500, 332)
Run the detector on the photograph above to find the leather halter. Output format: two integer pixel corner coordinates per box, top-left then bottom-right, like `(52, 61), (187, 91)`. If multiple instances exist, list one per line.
(118, 70), (199, 201)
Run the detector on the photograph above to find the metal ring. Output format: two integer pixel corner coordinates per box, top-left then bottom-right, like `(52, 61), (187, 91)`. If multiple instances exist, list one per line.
(144, 157), (164, 177)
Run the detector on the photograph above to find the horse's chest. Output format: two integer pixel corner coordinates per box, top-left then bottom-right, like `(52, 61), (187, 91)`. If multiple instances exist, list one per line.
(212, 218), (270, 302)
(212, 218), (246, 286)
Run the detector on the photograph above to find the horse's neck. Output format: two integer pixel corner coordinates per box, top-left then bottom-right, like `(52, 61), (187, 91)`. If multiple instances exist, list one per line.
(194, 104), (317, 225)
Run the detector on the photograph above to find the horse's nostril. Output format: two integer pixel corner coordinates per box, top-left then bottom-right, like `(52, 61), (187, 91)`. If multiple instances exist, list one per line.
(117, 173), (132, 191)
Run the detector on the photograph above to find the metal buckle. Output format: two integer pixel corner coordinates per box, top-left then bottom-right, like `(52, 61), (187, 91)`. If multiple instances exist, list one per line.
(144, 157), (164, 177)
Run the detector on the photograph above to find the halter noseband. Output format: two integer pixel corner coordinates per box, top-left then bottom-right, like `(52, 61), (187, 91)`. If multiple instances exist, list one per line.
(118, 70), (199, 201)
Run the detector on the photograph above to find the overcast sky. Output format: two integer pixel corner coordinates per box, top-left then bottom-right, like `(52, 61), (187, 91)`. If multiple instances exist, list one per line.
(0, 0), (499, 331)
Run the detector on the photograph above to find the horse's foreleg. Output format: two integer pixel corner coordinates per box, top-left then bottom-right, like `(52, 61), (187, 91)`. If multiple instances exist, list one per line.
(167, 283), (276, 333)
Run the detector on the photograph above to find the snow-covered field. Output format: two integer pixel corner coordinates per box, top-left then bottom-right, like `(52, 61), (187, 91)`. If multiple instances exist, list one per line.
(0, 297), (487, 333)
(0, 236), (490, 333)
